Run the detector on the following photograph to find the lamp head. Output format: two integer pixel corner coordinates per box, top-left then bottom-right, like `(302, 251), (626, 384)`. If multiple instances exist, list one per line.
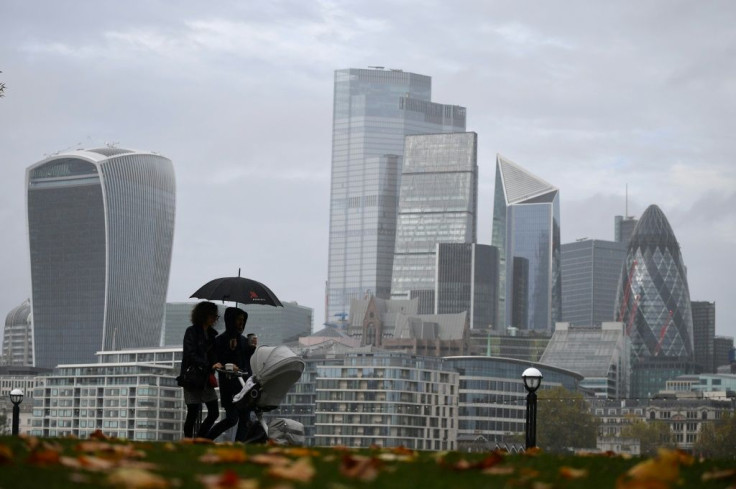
(10, 388), (24, 406)
(522, 367), (543, 393)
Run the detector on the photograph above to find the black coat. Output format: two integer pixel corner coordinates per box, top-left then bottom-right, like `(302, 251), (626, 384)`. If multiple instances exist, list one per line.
(214, 333), (256, 407)
(181, 324), (218, 376)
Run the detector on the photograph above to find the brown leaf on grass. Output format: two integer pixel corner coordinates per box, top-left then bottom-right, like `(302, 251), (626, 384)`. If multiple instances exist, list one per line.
(28, 448), (62, 466)
(0, 444), (13, 465)
(60, 455), (115, 471)
(75, 441), (146, 460)
(482, 466), (515, 476)
(90, 429), (110, 440)
(199, 448), (249, 464)
(267, 457), (315, 483)
(524, 446), (542, 456)
(249, 453), (292, 467)
(21, 434), (40, 451)
(179, 437), (215, 445)
(339, 454), (382, 482)
(107, 468), (169, 489)
(437, 451), (504, 471)
(390, 445), (416, 456)
(268, 447), (320, 458)
(198, 469), (259, 489)
(531, 482), (554, 489)
(616, 449), (692, 489)
(559, 466), (589, 480)
(702, 469), (736, 482)
(658, 448), (694, 467)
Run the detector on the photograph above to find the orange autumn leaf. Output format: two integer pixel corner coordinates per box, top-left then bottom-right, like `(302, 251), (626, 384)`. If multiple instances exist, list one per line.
(559, 466), (589, 480)
(524, 446), (542, 456)
(28, 448), (61, 466)
(267, 457), (315, 483)
(390, 445), (416, 456)
(626, 458), (680, 483)
(249, 453), (292, 467)
(702, 469), (736, 482)
(482, 466), (515, 476)
(106, 468), (169, 489)
(200, 448), (248, 464)
(0, 444), (13, 465)
(340, 454), (382, 482)
(198, 469), (259, 489)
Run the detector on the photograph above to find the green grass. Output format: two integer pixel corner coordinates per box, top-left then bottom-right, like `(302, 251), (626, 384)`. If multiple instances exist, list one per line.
(1, 435), (735, 489)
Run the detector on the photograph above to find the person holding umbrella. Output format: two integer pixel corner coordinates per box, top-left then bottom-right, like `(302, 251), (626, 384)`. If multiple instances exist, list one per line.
(205, 307), (253, 441)
(181, 301), (223, 438)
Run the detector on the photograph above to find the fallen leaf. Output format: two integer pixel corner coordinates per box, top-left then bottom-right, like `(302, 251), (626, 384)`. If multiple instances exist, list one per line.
(702, 469), (736, 482)
(524, 446), (542, 456)
(531, 482), (554, 489)
(268, 457), (316, 483)
(107, 468), (169, 489)
(198, 470), (259, 489)
(249, 453), (292, 467)
(200, 448), (249, 464)
(339, 454), (382, 482)
(90, 429), (109, 440)
(559, 466), (589, 480)
(0, 444), (13, 465)
(482, 466), (515, 476)
(28, 448), (61, 466)
(180, 437), (215, 445)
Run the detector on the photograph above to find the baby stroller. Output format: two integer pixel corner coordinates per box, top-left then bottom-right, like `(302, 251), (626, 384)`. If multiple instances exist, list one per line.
(231, 345), (305, 443)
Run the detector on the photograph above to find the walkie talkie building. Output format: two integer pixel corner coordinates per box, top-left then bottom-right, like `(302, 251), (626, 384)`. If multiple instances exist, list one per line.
(27, 148), (175, 368)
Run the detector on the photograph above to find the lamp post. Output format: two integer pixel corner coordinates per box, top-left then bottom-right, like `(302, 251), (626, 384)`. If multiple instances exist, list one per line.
(522, 367), (542, 450)
(10, 388), (24, 436)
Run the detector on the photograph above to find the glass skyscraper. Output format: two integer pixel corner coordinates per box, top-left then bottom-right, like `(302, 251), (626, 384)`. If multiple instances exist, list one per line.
(614, 204), (695, 397)
(27, 148), (176, 368)
(691, 301), (716, 373)
(561, 239), (626, 327)
(390, 132), (478, 307)
(491, 155), (561, 333)
(326, 68), (466, 323)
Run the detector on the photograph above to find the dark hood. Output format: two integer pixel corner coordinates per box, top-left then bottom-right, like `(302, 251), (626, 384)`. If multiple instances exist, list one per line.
(223, 307), (248, 338)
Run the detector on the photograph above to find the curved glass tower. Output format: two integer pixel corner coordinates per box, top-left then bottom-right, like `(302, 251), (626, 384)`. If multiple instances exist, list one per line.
(615, 204), (694, 397)
(2, 298), (33, 366)
(27, 148), (175, 368)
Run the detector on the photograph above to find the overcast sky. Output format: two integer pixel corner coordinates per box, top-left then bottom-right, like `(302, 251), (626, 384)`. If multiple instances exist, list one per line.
(1, 1), (735, 342)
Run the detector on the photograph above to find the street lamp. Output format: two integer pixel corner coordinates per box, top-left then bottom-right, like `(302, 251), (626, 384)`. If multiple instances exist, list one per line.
(522, 367), (543, 450)
(9, 388), (24, 436)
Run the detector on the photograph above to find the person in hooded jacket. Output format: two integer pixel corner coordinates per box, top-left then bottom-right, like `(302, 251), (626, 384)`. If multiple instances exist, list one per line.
(205, 307), (253, 441)
(181, 301), (223, 438)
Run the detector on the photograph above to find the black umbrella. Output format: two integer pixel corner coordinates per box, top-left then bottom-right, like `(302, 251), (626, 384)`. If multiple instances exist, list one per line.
(191, 275), (283, 307)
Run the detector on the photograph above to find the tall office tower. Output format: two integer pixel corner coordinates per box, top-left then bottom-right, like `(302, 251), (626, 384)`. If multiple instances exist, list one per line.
(436, 243), (497, 330)
(2, 299), (33, 366)
(713, 336), (734, 371)
(615, 204), (695, 398)
(27, 148), (175, 368)
(561, 239), (626, 327)
(691, 301), (716, 373)
(326, 68), (466, 324)
(391, 133), (478, 308)
(614, 216), (638, 244)
(491, 155), (561, 333)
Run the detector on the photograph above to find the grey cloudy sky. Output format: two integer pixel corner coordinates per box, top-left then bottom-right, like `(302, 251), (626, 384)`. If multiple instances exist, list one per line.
(1, 1), (735, 340)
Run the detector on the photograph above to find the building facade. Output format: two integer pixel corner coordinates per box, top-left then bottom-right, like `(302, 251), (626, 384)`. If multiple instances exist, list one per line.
(691, 301), (716, 373)
(27, 148), (175, 368)
(561, 239), (626, 327)
(390, 132), (478, 311)
(614, 205), (695, 398)
(436, 243), (498, 330)
(29, 348), (183, 440)
(326, 68), (466, 324)
(714, 336), (734, 371)
(2, 299), (33, 366)
(614, 215), (638, 245)
(491, 155), (561, 333)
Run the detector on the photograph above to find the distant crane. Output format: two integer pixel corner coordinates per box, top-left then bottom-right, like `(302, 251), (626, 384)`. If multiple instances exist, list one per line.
(653, 310), (674, 357)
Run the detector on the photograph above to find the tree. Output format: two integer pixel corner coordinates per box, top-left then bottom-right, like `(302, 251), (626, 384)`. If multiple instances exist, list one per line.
(620, 419), (675, 456)
(536, 386), (599, 452)
(694, 412), (736, 459)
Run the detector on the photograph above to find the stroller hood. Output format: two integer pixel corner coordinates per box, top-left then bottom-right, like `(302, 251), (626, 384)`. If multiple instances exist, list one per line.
(249, 345), (305, 409)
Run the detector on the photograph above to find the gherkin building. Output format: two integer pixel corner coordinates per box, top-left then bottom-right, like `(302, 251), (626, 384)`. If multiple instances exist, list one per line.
(614, 204), (695, 398)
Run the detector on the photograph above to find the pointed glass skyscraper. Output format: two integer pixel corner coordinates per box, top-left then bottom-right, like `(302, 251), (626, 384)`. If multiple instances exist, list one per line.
(491, 155), (561, 333)
(615, 204), (695, 397)
(326, 68), (466, 323)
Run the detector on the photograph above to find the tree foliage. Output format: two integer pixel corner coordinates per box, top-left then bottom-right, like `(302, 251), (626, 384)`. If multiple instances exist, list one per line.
(536, 386), (599, 452)
(620, 419), (675, 456)
(694, 412), (736, 459)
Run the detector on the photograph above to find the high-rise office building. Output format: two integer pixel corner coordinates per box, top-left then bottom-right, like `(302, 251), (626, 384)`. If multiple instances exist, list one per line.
(27, 148), (175, 368)
(326, 68), (466, 324)
(561, 239), (626, 327)
(391, 132), (478, 309)
(491, 155), (561, 333)
(2, 299), (33, 366)
(691, 301), (716, 373)
(614, 215), (638, 244)
(713, 336), (734, 371)
(436, 243), (497, 330)
(614, 205), (695, 398)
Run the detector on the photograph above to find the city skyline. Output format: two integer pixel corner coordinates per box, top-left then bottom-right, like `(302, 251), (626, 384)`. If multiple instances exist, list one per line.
(1, 2), (735, 340)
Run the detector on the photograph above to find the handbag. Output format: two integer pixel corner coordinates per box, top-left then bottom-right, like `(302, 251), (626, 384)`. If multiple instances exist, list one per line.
(176, 365), (208, 391)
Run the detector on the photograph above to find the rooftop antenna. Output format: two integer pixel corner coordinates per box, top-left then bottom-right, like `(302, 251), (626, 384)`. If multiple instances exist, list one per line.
(625, 184), (629, 219)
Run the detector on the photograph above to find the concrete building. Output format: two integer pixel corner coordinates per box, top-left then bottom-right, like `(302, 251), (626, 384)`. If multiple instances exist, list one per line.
(0, 365), (51, 435)
(713, 336), (734, 371)
(326, 67), (466, 324)
(27, 148), (175, 368)
(2, 299), (33, 366)
(491, 155), (561, 333)
(561, 239), (626, 327)
(391, 132), (478, 313)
